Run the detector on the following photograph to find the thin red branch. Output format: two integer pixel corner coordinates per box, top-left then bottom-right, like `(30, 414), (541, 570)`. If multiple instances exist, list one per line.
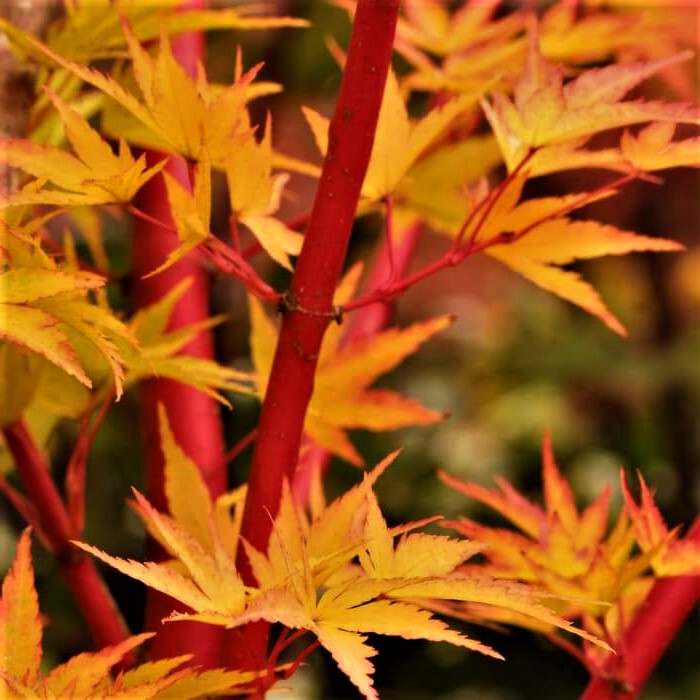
(1, 420), (133, 663)
(65, 391), (113, 536)
(224, 427), (258, 464)
(581, 518), (700, 699)
(343, 164), (639, 314)
(231, 0), (400, 668)
(126, 204), (277, 300)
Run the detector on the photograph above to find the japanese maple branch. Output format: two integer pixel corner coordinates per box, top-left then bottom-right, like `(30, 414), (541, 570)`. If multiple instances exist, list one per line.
(130, 0), (226, 666)
(294, 210), (422, 502)
(127, 203), (278, 302)
(341, 151), (535, 313)
(581, 518), (700, 700)
(1, 420), (133, 662)
(231, 0), (400, 666)
(237, 0), (399, 562)
(343, 162), (639, 314)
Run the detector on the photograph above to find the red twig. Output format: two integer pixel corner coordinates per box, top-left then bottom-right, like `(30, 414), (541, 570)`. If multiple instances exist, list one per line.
(130, 2), (226, 666)
(65, 391), (113, 536)
(581, 518), (700, 699)
(1, 420), (133, 663)
(126, 203), (277, 301)
(231, 0), (400, 669)
(224, 427), (258, 464)
(343, 162), (638, 314)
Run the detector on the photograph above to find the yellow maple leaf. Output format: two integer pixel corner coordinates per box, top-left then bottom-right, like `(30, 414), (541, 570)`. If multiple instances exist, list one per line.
(76, 487), (247, 625)
(331, 0), (526, 96)
(483, 29), (700, 173)
(226, 113), (303, 270)
(0, 89), (166, 210)
(7, 17), (256, 165)
(0, 265), (138, 398)
(0, 1), (306, 65)
(302, 69), (481, 203)
(248, 270), (451, 465)
(363, 69), (481, 201)
(75, 407), (251, 624)
(152, 402), (245, 564)
(123, 278), (254, 405)
(209, 478), (503, 700)
(486, 216), (683, 336)
(451, 173), (683, 336)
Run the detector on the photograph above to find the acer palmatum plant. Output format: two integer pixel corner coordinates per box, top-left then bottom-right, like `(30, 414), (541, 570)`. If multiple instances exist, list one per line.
(1, 1), (699, 698)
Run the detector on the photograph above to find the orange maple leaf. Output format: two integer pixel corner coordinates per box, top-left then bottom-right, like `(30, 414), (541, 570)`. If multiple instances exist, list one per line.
(0, 529), (257, 698)
(440, 434), (700, 661)
(621, 470), (700, 577)
(248, 266), (450, 465)
(482, 28), (700, 174)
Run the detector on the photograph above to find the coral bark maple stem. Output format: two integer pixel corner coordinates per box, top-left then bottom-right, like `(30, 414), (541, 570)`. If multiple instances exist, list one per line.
(131, 1), (226, 666)
(230, 0), (399, 669)
(581, 518), (700, 700)
(237, 0), (400, 567)
(293, 219), (421, 503)
(2, 420), (133, 662)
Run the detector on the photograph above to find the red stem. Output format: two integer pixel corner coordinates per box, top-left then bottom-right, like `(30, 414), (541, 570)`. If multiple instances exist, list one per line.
(293, 217), (422, 503)
(130, 4), (226, 666)
(2, 420), (133, 663)
(65, 391), (113, 536)
(343, 166), (637, 314)
(230, 0), (400, 668)
(581, 518), (700, 699)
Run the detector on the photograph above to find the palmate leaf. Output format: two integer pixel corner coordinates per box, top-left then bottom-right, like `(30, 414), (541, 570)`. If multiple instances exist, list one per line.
(248, 277), (451, 465)
(301, 68), (481, 203)
(4, 17), (257, 165)
(0, 89), (166, 210)
(182, 479), (502, 700)
(439, 435), (700, 651)
(0, 530), (253, 698)
(362, 68), (482, 201)
(75, 487), (247, 623)
(0, 0), (306, 65)
(123, 277), (254, 404)
(76, 406), (249, 624)
(459, 174), (683, 336)
(486, 217), (683, 336)
(483, 29), (700, 173)
(0, 266), (137, 398)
